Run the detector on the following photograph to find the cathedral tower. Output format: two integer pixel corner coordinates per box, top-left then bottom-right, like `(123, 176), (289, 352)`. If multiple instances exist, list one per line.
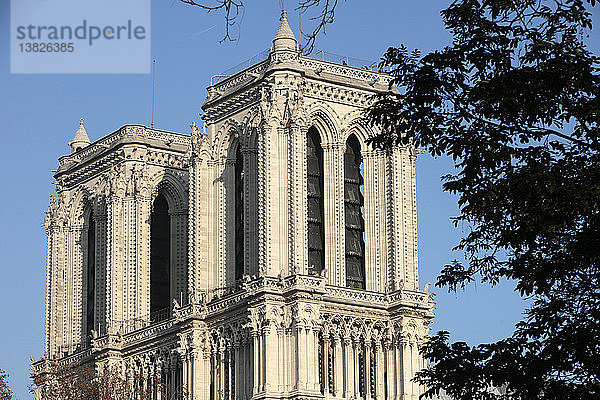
(35, 13), (434, 400)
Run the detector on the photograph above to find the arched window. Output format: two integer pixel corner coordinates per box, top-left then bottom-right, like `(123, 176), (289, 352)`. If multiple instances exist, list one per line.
(307, 127), (325, 275)
(151, 193), (170, 314)
(86, 210), (95, 335)
(344, 134), (365, 289)
(234, 146), (244, 280)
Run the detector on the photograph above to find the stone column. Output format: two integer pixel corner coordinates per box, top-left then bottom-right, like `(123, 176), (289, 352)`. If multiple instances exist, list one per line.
(344, 337), (353, 398)
(365, 340), (372, 399)
(170, 354), (177, 399)
(297, 324), (307, 390)
(353, 339), (360, 398)
(243, 148), (259, 277)
(264, 323), (279, 393)
(234, 341), (241, 400)
(411, 342), (419, 400)
(334, 337), (343, 398)
(398, 339), (407, 400)
(220, 344), (226, 400)
(387, 147), (420, 291)
(260, 326), (267, 392)
(288, 327), (297, 391)
(189, 350), (199, 400)
(71, 224), (83, 348)
(181, 354), (189, 400)
(211, 350), (218, 400)
(94, 209), (107, 336)
(277, 328), (284, 392)
(252, 331), (259, 395)
(384, 342), (394, 400)
(228, 345), (233, 400)
(308, 326), (321, 392)
(362, 149), (377, 292)
(223, 158), (236, 288)
(323, 143), (346, 286)
(257, 123), (289, 277)
(201, 350), (211, 400)
(282, 328), (290, 392)
(375, 342), (384, 400)
(156, 363), (163, 400)
(246, 339), (252, 399)
(171, 211), (188, 301)
(323, 336), (330, 397)
(308, 327), (315, 391)
(288, 124), (308, 276)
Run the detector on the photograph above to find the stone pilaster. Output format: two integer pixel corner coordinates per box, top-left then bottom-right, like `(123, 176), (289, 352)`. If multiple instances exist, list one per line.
(243, 148), (259, 277)
(288, 124), (308, 276)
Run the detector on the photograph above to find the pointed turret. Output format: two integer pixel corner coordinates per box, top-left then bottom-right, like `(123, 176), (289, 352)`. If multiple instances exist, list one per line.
(69, 118), (91, 153)
(272, 10), (297, 52)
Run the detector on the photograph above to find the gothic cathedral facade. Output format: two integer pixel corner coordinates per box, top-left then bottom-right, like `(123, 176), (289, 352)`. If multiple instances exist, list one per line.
(34, 13), (435, 400)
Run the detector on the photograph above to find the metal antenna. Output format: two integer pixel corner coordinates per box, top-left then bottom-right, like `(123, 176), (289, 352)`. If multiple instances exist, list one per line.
(155, 61), (158, 128)
(151, 59), (156, 128)
(298, 0), (302, 50)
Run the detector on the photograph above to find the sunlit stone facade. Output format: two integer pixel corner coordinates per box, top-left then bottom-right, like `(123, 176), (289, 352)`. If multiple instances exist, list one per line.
(35, 12), (435, 400)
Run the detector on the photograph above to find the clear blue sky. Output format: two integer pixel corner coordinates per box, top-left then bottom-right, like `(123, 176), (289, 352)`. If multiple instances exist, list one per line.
(0, 1), (545, 398)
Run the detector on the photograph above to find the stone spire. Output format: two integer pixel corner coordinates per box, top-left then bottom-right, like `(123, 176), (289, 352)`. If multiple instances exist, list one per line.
(69, 118), (91, 153)
(272, 10), (297, 52)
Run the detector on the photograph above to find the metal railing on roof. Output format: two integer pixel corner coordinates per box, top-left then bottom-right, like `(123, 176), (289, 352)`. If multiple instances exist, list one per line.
(211, 49), (270, 85)
(210, 47), (389, 87)
(306, 49), (389, 73)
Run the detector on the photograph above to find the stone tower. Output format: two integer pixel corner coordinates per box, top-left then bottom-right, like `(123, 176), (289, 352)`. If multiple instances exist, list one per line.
(35, 12), (434, 400)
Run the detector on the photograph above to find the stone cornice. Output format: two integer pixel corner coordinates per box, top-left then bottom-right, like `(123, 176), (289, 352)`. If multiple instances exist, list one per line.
(170, 276), (433, 324)
(202, 53), (393, 113)
(56, 125), (190, 178)
(56, 146), (189, 190)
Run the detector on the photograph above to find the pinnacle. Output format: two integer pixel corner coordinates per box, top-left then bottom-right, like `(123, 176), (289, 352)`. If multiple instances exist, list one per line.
(274, 10), (296, 41)
(273, 9), (297, 52)
(69, 117), (91, 152)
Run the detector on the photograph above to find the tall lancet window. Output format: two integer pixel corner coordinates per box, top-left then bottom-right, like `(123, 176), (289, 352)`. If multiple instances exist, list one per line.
(234, 146), (245, 281)
(344, 134), (366, 289)
(151, 194), (170, 314)
(86, 210), (96, 335)
(307, 127), (325, 275)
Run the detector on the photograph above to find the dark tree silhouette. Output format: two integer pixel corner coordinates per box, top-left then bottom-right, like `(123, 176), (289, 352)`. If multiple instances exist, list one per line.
(367, 1), (600, 399)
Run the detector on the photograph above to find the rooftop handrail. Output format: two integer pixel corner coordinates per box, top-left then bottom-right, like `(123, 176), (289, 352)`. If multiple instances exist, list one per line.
(211, 49), (271, 85)
(306, 48), (389, 73)
(209, 47), (389, 89)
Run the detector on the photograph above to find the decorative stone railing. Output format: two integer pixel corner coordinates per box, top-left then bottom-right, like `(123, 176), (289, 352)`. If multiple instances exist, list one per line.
(299, 56), (392, 85)
(387, 288), (435, 307)
(31, 347), (95, 374)
(211, 59), (270, 94)
(207, 50), (392, 99)
(39, 279), (433, 369)
(121, 318), (177, 346)
(58, 125), (190, 168)
(323, 285), (434, 310)
(174, 276), (433, 319)
(324, 286), (388, 304)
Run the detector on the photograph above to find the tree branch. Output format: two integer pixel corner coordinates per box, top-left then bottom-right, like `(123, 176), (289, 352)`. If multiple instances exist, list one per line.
(179, 0), (244, 43)
(297, 0), (339, 54)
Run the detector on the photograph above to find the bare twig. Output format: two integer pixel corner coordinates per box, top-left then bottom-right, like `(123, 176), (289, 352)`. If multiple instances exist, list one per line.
(179, 0), (244, 43)
(297, 0), (339, 54)
(178, 0), (339, 51)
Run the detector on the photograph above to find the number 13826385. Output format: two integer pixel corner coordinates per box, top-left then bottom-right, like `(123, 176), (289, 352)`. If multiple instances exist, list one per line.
(19, 43), (74, 52)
